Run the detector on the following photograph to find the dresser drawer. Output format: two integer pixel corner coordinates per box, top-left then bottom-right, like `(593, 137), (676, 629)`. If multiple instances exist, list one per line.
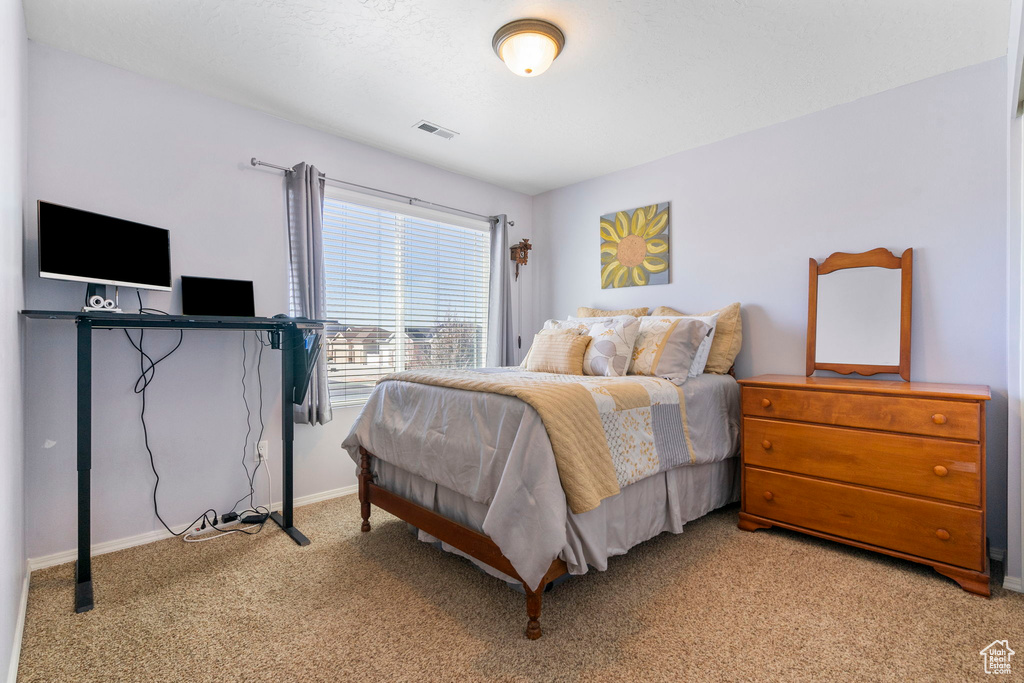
(743, 418), (981, 505)
(742, 387), (980, 440)
(744, 468), (984, 570)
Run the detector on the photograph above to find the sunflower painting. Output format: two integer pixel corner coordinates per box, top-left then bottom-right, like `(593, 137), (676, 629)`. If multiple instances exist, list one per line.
(600, 203), (670, 288)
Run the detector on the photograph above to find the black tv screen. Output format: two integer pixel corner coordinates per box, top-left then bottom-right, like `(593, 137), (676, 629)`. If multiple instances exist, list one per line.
(181, 276), (255, 317)
(38, 201), (172, 291)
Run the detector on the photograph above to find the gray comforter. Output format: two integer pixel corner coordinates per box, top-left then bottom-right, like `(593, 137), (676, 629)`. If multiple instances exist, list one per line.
(342, 373), (741, 589)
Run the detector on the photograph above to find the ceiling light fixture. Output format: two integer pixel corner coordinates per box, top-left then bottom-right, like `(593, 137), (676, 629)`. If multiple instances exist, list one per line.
(492, 19), (565, 78)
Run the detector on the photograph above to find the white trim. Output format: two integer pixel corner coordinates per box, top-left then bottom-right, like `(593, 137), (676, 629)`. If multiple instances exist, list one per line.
(7, 570), (28, 683)
(1004, 575), (1024, 592)
(26, 485), (356, 572)
(286, 485), (356, 508)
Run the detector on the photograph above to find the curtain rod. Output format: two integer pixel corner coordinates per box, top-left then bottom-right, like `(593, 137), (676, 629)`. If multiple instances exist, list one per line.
(250, 158), (497, 224)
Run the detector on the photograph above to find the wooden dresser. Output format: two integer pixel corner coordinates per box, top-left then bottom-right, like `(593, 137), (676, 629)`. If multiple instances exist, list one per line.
(737, 374), (991, 596)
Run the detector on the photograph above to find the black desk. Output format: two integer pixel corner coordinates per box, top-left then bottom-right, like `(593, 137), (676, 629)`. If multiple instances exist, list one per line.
(21, 311), (326, 613)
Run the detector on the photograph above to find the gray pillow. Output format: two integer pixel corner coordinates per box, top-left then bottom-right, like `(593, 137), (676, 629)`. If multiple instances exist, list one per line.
(629, 316), (714, 384)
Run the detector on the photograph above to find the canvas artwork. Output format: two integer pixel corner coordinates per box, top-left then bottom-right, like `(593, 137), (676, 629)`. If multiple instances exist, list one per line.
(600, 202), (670, 288)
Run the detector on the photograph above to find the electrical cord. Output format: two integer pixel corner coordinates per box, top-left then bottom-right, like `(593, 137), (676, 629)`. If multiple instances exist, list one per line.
(182, 519), (252, 543)
(199, 330), (269, 538)
(229, 332), (271, 520)
(250, 332), (274, 515)
(124, 290), (201, 537)
(234, 331), (256, 509)
(129, 290), (267, 540)
(254, 333), (272, 514)
(195, 331), (271, 540)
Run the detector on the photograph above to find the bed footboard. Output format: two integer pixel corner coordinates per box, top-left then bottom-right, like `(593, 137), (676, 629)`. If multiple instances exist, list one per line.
(357, 447), (565, 639)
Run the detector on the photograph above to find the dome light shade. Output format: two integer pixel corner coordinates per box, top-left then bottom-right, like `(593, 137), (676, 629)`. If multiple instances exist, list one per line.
(492, 19), (565, 78)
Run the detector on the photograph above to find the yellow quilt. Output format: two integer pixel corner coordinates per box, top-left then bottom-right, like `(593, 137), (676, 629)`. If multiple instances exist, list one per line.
(378, 369), (696, 514)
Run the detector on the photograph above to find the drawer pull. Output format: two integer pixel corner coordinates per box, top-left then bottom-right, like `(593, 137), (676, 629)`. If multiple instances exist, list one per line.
(933, 465), (948, 477)
(763, 491), (774, 501)
(935, 529), (951, 541)
(932, 414), (947, 425)
(761, 398), (772, 408)
(761, 439), (772, 450)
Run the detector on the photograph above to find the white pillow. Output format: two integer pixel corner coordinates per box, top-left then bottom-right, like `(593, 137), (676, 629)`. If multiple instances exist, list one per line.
(546, 315), (641, 377)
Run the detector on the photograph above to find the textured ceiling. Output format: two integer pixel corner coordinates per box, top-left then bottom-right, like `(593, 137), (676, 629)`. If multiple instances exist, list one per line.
(23, 0), (1010, 195)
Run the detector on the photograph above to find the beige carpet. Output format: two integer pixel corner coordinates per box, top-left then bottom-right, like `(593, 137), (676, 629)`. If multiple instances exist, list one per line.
(18, 495), (1024, 682)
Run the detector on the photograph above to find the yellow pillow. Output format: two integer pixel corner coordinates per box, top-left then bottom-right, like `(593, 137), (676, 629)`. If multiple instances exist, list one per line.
(576, 306), (649, 318)
(525, 330), (592, 374)
(652, 303), (741, 374)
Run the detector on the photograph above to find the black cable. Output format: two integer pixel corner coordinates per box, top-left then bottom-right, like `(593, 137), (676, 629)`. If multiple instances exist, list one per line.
(246, 332), (270, 524)
(255, 333), (266, 450)
(126, 291), (202, 536)
(129, 290), (266, 538)
(230, 332), (267, 516)
(225, 331), (269, 534)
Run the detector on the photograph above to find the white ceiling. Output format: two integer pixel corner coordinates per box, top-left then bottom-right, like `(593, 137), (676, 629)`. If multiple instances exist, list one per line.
(24, 0), (1011, 195)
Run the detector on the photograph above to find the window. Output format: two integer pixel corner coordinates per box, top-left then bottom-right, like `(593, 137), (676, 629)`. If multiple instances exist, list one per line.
(317, 188), (491, 406)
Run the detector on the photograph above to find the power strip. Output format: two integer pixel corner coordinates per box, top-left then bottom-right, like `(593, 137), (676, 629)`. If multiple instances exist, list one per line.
(187, 519), (243, 537)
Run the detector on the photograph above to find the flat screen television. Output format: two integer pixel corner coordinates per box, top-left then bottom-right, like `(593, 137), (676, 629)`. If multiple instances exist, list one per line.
(37, 200), (172, 291)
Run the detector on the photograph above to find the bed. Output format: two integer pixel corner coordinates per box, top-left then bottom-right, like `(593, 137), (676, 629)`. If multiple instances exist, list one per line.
(342, 369), (741, 639)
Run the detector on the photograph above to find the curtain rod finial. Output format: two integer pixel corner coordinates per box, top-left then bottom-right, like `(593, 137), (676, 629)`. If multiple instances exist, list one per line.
(250, 157), (258, 167)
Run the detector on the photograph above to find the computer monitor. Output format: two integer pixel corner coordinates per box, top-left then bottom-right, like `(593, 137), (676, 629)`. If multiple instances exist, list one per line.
(180, 276), (256, 317)
(37, 201), (172, 291)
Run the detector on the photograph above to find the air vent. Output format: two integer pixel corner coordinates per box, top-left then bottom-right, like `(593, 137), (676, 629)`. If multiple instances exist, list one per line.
(413, 120), (459, 141)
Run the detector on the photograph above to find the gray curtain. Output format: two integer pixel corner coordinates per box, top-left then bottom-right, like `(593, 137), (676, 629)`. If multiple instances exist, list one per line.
(286, 162), (332, 425)
(487, 214), (515, 366)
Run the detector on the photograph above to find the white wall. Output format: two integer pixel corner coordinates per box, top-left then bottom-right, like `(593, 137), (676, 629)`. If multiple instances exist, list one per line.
(23, 43), (535, 559)
(533, 58), (1011, 553)
(0, 0), (27, 674)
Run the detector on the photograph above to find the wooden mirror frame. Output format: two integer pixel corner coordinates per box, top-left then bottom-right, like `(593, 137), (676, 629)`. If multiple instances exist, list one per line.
(806, 247), (913, 381)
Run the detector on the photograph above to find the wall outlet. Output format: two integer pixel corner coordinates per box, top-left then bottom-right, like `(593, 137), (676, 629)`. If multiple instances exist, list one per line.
(255, 440), (269, 463)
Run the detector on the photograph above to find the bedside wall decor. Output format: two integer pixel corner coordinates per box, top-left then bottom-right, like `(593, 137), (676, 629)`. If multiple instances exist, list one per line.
(600, 202), (670, 288)
(510, 238), (532, 281)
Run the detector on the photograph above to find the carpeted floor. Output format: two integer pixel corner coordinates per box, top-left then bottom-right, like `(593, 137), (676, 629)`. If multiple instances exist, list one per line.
(18, 495), (1024, 682)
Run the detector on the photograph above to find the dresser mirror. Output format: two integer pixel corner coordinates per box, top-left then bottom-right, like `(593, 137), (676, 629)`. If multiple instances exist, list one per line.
(806, 247), (913, 380)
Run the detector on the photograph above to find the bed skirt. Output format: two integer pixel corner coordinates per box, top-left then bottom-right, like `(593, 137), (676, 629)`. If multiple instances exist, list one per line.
(371, 456), (740, 585)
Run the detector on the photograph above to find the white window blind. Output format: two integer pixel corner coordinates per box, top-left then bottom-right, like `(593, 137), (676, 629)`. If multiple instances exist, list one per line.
(319, 188), (491, 406)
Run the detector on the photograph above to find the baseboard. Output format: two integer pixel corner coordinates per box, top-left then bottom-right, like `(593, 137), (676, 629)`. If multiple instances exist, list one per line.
(7, 569), (28, 683)
(990, 546), (1006, 562)
(27, 485), (357, 572)
(287, 485), (356, 508)
(1004, 575), (1023, 593)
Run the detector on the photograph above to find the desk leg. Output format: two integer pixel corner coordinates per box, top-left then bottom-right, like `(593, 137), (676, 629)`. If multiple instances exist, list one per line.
(75, 320), (94, 613)
(270, 325), (310, 546)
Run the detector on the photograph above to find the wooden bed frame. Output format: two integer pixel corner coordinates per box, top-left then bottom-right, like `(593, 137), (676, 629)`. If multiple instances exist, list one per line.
(357, 447), (566, 639)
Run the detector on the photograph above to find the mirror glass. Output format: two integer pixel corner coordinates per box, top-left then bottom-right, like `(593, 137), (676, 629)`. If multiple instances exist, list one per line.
(815, 266), (902, 366)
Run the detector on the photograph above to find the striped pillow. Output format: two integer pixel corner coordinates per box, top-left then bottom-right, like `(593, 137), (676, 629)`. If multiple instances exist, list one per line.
(629, 317), (712, 383)
(652, 303), (742, 374)
(525, 330), (592, 375)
